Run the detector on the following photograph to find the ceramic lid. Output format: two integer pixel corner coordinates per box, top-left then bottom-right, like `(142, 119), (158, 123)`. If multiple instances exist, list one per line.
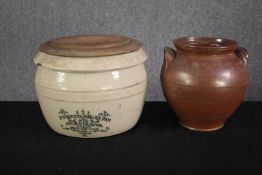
(35, 35), (147, 71)
(39, 35), (142, 57)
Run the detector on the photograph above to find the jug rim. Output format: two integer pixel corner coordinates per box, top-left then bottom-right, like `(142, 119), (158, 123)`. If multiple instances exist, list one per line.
(174, 36), (239, 54)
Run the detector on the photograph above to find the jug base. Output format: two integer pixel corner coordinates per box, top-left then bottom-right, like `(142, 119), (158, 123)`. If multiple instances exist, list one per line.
(179, 122), (224, 132)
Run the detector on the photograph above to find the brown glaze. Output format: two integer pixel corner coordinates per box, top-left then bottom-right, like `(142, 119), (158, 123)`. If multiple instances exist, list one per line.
(39, 35), (142, 57)
(161, 37), (248, 131)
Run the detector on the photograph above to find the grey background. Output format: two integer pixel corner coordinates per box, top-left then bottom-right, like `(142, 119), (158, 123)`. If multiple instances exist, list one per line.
(0, 0), (261, 101)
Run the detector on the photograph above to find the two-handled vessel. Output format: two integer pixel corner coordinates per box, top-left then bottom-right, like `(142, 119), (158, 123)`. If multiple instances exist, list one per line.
(161, 37), (248, 131)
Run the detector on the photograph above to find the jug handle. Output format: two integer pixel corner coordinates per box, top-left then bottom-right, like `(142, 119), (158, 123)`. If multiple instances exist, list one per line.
(235, 47), (248, 64)
(161, 47), (176, 74)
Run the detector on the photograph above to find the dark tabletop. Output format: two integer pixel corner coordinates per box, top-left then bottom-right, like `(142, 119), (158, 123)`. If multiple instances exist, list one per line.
(0, 102), (262, 175)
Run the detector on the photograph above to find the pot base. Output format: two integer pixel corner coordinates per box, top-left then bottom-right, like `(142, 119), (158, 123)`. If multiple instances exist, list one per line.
(50, 125), (136, 138)
(179, 122), (224, 132)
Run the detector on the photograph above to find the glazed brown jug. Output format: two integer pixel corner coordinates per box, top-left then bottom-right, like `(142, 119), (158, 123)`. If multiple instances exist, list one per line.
(161, 37), (248, 131)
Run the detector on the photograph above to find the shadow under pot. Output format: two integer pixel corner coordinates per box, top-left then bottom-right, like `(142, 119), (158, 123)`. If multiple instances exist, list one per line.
(34, 35), (148, 138)
(161, 37), (248, 131)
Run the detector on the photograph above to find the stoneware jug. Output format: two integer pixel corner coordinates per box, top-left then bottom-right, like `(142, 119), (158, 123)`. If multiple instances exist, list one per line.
(161, 37), (248, 131)
(34, 35), (148, 138)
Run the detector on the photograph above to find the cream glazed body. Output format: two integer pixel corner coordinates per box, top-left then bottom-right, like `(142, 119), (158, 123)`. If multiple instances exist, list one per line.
(34, 35), (148, 138)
